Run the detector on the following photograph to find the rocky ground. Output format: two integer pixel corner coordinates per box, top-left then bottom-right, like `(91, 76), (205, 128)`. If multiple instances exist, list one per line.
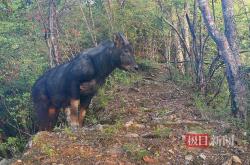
(10, 63), (249, 165)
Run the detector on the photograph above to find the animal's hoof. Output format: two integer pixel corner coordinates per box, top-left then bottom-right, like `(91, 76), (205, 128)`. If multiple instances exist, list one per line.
(70, 126), (79, 132)
(70, 122), (80, 132)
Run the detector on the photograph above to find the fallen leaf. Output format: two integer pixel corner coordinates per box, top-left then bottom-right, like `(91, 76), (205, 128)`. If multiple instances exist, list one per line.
(143, 156), (156, 164)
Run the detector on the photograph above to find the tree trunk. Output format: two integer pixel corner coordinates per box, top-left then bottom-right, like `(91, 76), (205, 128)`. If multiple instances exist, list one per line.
(104, 0), (114, 33)
(183, 1), (192, 75)
(47, 0), (61, 67)
(187, 0), (205, 92)
(174, 10), (185, 74)
(88, 1), (97, 46)
(79, 1), (97, 47)
(222, 0), (240, 63)
(198, 0), (247, 119)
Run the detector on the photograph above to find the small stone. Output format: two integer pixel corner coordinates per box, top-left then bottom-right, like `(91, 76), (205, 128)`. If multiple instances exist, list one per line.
(125, 133), (139, 138)
(199, 153), (206, 160)
(232, 156), (242, 164)
(0, 159), (11, 165)
(125, 120), (134, 128)
(243, 132), (247, 136)
(17, 159), (22, 163)
(134, 124), (145, 129)
(185, 155), (193, 161)
(168, 149), (174, 154)
(95, 124), (103, 131)
(222, 155), (242, 165)
(27, 140), (33, 148)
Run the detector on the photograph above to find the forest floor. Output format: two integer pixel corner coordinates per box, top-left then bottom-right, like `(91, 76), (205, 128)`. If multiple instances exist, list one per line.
(11, 63), (249, 165)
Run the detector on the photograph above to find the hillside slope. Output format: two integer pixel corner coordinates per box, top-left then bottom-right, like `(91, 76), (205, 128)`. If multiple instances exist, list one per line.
(11, 64), (249, 165)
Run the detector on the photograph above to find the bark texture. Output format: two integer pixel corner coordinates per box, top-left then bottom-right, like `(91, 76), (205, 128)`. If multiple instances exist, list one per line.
(198, 0), (247, 119)
(46, 0), (61, 67)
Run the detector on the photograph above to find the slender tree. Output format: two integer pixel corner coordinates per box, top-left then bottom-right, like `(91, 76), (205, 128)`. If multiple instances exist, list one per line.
(198, 0), (247, 119)
(47, 0), (61, 66)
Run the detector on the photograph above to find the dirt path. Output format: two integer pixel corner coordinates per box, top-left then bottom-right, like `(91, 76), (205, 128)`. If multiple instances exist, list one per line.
(12, 65), (249, 165)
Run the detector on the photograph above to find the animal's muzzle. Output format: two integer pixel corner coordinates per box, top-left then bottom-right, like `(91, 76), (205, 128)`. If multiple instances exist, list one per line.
(134, 65), (139, 70)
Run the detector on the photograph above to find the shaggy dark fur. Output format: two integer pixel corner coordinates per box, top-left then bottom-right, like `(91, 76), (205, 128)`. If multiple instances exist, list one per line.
(32, 33), (138, 131)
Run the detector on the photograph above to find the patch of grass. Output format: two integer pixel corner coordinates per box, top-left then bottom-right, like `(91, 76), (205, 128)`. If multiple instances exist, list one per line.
(156, 108), (170, 117)
(102, 120), (123, 136)
(108, 69), (142, 87)
(119, 97), (127, 112)
(41, 144), (55, 157)
(96, 87), (112, 108)
(122, 143), (150, 160)
(0, 137), (26, 158)
(32, 135), (39, 144)
(188, 126), (213, 134)
(88, 68), (142, 125)
(85, 113), (99, 125)
(193, 93), (231, 120)
(139, 107), (152, 112)
(63, 127), (74, 136)
(136, 58), (160, 72)
(153, 127), (172, 138)
(168, 65), (193, 87)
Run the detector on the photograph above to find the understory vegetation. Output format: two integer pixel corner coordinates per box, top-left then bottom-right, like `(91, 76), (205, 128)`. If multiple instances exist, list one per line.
(0, 0), (249, 159)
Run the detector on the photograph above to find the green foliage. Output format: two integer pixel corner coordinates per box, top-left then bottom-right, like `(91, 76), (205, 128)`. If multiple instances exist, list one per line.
(168, 64), (193, 87)
(194, 92), (231, 120)
(63, 127), (74, 137)
(0, 0), (249, 159)
(136, 58), (160, 71)
(188, 125), (213, 135)
(41, 144), (55, 157)
(108, 70), (142, 86)
(153, 127), (172, 138)
(122, 143), (150, 160)
(95, 69), (141, 107)
(0, 137), (25, 158)
(102, 120), (123, 136)
(0, 0), (47, 158)
(85, 69), (141, 125)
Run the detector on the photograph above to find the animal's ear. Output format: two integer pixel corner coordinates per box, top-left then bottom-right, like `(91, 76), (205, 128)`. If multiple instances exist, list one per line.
(114, 32), (129, 48)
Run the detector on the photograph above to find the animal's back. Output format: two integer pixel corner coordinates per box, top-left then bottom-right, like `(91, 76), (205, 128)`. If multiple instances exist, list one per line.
(32, 40), (114, 104)
(32, 62), (70, 102)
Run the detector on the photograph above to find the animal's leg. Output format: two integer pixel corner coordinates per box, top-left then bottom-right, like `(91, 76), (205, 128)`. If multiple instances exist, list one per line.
(36, 102), (50, 131)
(70, 99), (80, 128)
(78, 107), (86, 127)
(64, 107), (71, 126)
(47, 107), (60, 131)
(79, 96), (93, 127)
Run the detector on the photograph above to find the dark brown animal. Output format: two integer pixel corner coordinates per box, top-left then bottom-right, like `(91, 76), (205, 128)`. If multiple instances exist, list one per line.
(32, 33), (138, 131)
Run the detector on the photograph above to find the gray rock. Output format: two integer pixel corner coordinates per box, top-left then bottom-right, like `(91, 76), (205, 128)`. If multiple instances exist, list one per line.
(125, 133), (139, 138)
(0, 159), (11, 165)
(185, 155), (193, 161)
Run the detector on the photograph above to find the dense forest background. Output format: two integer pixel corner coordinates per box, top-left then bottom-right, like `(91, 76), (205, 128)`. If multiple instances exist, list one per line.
(0, 0), (249, 158)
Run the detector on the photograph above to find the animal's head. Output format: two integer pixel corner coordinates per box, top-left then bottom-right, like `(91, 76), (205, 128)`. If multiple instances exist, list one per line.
(114, 32), (138, 71)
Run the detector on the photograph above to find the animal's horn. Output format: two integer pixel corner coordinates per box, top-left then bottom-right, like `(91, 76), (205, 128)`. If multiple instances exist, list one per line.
(117, 32), (129, 45)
